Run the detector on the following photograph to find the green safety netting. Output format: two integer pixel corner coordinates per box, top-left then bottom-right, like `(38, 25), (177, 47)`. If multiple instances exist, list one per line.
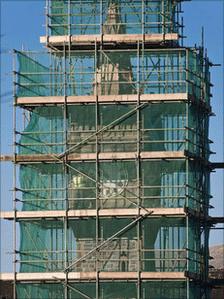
(18, 102), (210, 159)
(49, 0), (180, 36)
(17, 52), (50, 97)
(19, 160), (209, 212)
(16, 49), (210, 103)
(19, 217), (201, 273)
(17, 281), (204, 299)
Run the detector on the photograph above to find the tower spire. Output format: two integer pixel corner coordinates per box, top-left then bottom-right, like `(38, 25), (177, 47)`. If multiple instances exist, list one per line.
(103, 0), (125, 34)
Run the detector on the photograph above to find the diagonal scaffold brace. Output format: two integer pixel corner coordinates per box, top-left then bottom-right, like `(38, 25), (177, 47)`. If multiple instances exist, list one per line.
(64, 210), (153, 273)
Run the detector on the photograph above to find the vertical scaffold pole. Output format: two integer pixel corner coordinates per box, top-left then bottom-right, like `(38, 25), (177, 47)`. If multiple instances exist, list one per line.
(68, 0), (71, 37)
(162, 0), (165, 39)
(13, 49), (17, 299)
(186, 48), (189, 155)
(141, 0), (145, 38)
(100, 0), (103, 41)
(45, 0), (49, 40)
(186, 196), (190, 299)
(95, 39), (100, 299)
(181, 17), (184, 47)
(185, 47), (190, 296)
(63, 42), (68, 299)
(137, 40), (141, 299)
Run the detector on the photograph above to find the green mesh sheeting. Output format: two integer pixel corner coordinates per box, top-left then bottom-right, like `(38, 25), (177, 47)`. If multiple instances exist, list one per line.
(16, 48), (211, 103)
(49, 0), (181, 36)
(19, 217), (202, 274)
(17, 52), (50, 97)
(18, 107), (64, 155)
(19, 160), (209, 212)
(188, 48), (211, 102)
(50, 0), (67, 35)
(19, 219), (74, 272)
(142, 281), (203, 299)
(17, 283), (64, 299)
(17, 281), (204, 299)
(18, 103), (210, 158)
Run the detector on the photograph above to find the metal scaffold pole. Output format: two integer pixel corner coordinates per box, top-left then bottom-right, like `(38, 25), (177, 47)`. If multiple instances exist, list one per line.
(13, 49), (17, 299)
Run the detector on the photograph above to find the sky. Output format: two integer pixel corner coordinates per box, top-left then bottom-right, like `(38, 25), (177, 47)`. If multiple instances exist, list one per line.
(0, 0), (223, 272)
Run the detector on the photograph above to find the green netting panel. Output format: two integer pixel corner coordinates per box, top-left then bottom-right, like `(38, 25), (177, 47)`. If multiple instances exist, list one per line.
(188, 161), (210, 211)
(96, 50), (137, 95)
(17, 49), (209, 99)
(68, 162), (97, 210)
(17, 281), (205, 299)
(142, 281), (187, 299)
(16, 49), (210, 100)
(19, 163), (96, 211)
(17, 283), (64, 299)
(142, 103), (186, 152)
(188, 104), (210, 158)
(188, 49), (203, 101)
(187, 218), (210, 279)
(19, 219), (70, 272)
(68, 105), (96, 153)
(49, 0), (180, 36)
(98, 104), (136, 153)
(19, 217), (201, 274)
(204, 170), (210, 213)
(20, 164), (65, 211)
(19, 160), (210, 211)
(201, 224), (210, 282)
(18, 107), (64, 155)
(204, 58), (211, 104)
(188, 49), (211, 105)
(143, 281), (203, 299)
(189, 284), (206, 299)
(98, 161), (136, 209)
(51, 0), (67, 35)
(19, 105), (96, 155)
(99, 218), (137, 272)
(143, 218), (186, 272)
(69, 218), (137, 272)
(17, 50), (185, 97)
(18, 103), (209, 158)
(141, 50), (186, 94)
(17, 283), (97, 299)
(17, 51), (95, 97)
(17, 49), (208, 98)
(99, 282), (137, 298)
(142, 160), (185, 209)
(17, 52), (50, 97)
(204, 113), (210, 160)
(68, 283), (96, 299)
(188, 218), (202, 274)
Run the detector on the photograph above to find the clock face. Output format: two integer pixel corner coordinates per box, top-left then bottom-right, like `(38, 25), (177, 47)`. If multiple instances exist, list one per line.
(99, 179), (128, 199)
(99, 165), (128, 199)
(69, 163), (135, 209)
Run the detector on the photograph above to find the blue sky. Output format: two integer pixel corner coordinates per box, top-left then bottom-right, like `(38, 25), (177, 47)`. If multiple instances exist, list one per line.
(182, 0), (224, 248)
(0, 0), (223, 272)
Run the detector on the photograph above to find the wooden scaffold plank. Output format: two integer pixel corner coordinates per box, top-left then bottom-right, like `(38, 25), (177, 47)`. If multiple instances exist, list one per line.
(0, 208), (186, 220)
(40, 33), (179, 46)
(0, 151), (186, 163)
(0, 271), (186, 282)
(16, 93), (188, 106)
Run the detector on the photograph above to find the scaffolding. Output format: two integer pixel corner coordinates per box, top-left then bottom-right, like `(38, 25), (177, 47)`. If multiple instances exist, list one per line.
(46, 0), (183, 36)
(1, 1), (214, 298)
